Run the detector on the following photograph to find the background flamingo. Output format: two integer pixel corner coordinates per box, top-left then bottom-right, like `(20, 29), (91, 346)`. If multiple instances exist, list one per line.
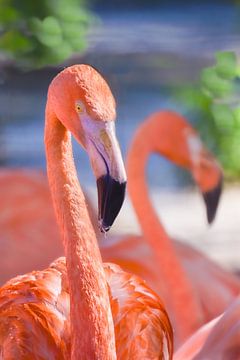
(0, 65), (173, 359)
(101, 111), (240, 346)
(174, 296), (240, 360)
(0, 169), (98, 285)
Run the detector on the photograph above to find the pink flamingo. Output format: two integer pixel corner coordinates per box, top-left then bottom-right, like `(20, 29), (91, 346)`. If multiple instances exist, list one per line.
(0, 169), (97, 284)
(174, 296), (240, 359)
(0, 65), (173, 358)
(101, 111), (240, 346)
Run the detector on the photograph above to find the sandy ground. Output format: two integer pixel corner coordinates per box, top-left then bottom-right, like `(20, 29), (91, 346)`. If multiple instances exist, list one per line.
(88, 185), (240, 272)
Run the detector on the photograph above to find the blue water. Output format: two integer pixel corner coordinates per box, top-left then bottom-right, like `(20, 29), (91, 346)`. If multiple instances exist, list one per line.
(0, 4), (239, 189)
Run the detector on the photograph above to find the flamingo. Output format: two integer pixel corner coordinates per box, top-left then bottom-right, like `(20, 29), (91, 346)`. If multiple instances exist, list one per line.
(174, 296), (240, 359)
(0, 65), (173, 359)
(0, 169), (98, 284)
(101, 111), (240, 346)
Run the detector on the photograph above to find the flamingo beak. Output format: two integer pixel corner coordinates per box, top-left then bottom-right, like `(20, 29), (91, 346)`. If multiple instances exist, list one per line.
(83, 118), (127, 233)
(185, 130), (223, 225)
(97, 175), (126, 233)
(202, 175), (223, 224)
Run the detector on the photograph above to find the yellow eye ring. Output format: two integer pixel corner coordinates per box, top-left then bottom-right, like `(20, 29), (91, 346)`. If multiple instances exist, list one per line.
(76, 104), (83, 113)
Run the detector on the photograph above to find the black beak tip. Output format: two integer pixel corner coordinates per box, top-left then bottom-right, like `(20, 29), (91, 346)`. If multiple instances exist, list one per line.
(97, 175), (126, 233)
(202, 175), (223, 224)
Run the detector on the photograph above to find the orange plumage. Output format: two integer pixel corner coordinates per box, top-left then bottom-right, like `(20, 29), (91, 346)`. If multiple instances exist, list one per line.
(106, 262), (173, 359)
(0, 65), (173, 359)
(0, 258), (70, 359)
(0, 258), (173, 359)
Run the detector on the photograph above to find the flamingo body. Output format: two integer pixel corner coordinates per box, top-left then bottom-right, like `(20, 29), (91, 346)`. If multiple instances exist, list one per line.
(0, 169), (97, 285)
(0, 258), (70, 359)
(174, 296), (240, 360)
(102, 234), (240, 323)
(0, 257), (173, 359)
(101, 110), (239, 345)
(0, 170), (62, 284)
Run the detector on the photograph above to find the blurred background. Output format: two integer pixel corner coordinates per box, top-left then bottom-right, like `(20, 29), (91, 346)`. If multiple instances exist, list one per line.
(0, 0), (240, 282)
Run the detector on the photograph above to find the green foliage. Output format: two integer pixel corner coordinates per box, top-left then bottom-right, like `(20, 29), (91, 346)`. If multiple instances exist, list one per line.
(175, 51), (240, 180)
(0, 0), (93, 68)
(201, 67), (233, 98)
(215, 51), (238, 79)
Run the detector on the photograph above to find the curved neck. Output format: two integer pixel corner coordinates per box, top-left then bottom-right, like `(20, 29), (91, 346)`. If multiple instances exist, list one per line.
(45, 103), (116, 360)
(127, 130), (204, 344)
(127, 138), (169, 243)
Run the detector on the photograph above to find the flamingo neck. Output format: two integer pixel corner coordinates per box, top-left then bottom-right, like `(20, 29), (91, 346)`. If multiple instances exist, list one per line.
(45, 104), (116, 360)
(127, 131), (204, 344)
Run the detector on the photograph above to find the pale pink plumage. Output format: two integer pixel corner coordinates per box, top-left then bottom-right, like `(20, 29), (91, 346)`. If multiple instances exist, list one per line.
(101, 111), (240, 346)
(174, 296), (240, 359)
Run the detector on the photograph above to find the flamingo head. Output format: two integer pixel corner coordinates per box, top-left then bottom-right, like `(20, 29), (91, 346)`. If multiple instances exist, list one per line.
(48, 64), (127, 233)
(183, 126), (222, 223)
(144, 111), (222, 224)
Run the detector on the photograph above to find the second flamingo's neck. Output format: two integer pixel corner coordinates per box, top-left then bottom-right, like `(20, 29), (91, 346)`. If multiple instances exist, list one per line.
(127, 129), (204, 344)
(45, 104), (116, 359)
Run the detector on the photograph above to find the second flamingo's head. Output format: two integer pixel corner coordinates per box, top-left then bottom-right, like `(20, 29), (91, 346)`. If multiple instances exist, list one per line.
(136, 111), (222, 223)
(47, 64), (127, 232)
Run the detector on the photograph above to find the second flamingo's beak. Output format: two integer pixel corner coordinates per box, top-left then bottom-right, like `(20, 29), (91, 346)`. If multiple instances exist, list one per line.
(83, 118), (127, 233)
(202, 175), (223, 224)
(185, 130), (223, 225)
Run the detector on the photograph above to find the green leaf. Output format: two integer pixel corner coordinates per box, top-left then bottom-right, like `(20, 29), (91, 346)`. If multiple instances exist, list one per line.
(55, 6), (90, 23)
(175, 86), (211, 111)
(62, 23), (86, 40)
(224, 133), (240, 170)
(68, 37), (86, 51)
(0, 0), (92, 69)
(31, 16), (62, 47)
(236, 65), (240, 77)
(233, 107), (240, 125)
(215, 51), (238, 79)
(0, 6), (19, 24)
(43, 41), (73, 64)
(201, 67), (233, 98)
(61, 23), (87, 51)
(28, 17), (42, 33)
(36, 32), (62, 47)
(41, 16), (62, 36)
(211, 103), (234, 132)
(0, 30), (33, 54)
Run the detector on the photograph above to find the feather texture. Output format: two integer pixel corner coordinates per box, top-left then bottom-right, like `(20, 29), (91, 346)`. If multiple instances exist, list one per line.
(0, 258), (173, 359)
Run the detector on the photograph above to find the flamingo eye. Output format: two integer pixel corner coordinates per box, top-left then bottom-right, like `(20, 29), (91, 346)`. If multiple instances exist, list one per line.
(76, 104), (83, 113)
